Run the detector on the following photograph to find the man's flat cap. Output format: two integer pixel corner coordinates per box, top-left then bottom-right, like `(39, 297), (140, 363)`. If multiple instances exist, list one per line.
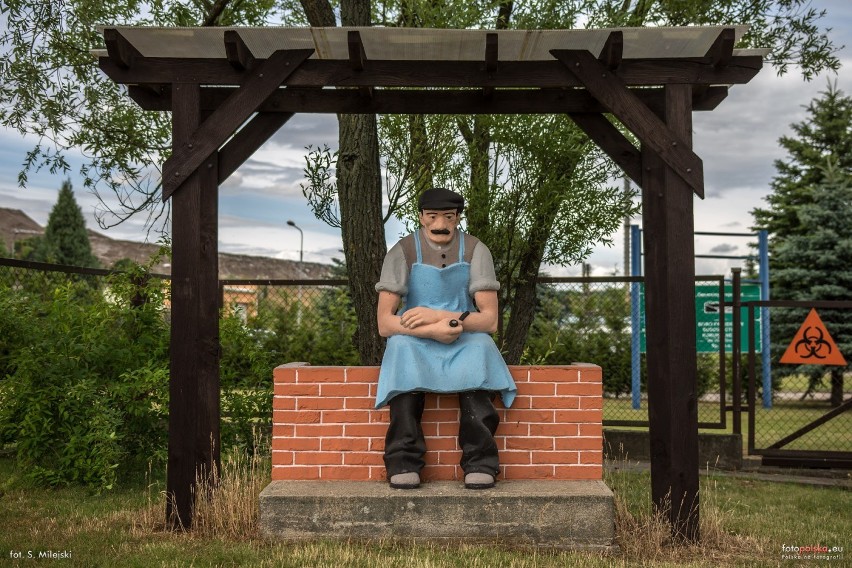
(418, 188), (465, 212)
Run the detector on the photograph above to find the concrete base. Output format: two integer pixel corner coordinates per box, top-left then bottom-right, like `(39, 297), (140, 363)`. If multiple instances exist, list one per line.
(604, 430), (743, 470)
(259, 480), (615, 550)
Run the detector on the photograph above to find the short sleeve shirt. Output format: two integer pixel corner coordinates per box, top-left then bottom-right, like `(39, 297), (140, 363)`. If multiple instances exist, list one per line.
(375, 229), (500, 297)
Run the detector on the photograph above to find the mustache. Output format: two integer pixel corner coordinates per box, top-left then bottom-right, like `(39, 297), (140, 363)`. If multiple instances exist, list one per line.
(430, 228), (451, 235)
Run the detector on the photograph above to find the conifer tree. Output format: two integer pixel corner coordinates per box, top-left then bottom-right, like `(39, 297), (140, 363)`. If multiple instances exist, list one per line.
(41, 179), (100, 268)
(753, 84), (852, 405)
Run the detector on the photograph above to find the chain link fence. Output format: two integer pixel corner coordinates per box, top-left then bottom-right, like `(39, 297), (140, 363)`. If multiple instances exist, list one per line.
(745, 301), (852, 459)
(2, 257), (849, 455)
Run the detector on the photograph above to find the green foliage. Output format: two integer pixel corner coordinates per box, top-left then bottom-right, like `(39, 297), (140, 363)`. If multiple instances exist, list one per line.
(45, 179), (100, 267)
(522, 283), (637, 395)
(752, 84), (852, 396)
(251, 286), (360, 367)
(13, 179), (99, 268)
(0, 269), (170, 487)
(218, 282), (360, 449)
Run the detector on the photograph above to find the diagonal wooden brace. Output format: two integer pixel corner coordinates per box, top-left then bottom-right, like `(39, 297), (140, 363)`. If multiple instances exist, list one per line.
(552, 49), (704, 197)
(162, 48), (314, 200)
(218, 112), (295, 184)
(568, 113), (640, 186)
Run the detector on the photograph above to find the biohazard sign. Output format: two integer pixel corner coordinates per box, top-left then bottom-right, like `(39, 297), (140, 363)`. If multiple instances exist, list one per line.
(780, 309), (847, 366)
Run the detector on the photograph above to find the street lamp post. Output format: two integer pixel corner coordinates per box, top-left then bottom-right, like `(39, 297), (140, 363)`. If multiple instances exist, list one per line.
(286, 220), (303, 263)
(286, 220), (304, 325)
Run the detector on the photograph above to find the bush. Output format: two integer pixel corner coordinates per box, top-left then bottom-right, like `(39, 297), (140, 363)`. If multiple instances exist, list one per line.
(0, 262), (170, 488)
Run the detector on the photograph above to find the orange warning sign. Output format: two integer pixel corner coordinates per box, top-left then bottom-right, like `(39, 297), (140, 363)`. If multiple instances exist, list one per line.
(780, 308), (847, 366)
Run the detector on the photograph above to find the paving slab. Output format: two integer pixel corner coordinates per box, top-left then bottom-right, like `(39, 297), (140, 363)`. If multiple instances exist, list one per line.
(259, 480), (614, 549)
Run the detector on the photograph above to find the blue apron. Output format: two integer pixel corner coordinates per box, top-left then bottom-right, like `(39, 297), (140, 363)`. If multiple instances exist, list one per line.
(375, 230), (517, 409)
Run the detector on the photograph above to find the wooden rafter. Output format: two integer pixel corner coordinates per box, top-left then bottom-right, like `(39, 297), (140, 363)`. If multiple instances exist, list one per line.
(348, 30), (373, 98)
(104, 28), (141, 69)
(483, 32), (498, 98)
(706, 27), (736, 68)
(224, 30), (256, 71)
(598, 30), (623, 70)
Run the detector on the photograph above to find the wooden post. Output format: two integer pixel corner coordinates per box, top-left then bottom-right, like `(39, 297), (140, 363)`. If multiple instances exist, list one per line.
(166, 82), (221, 529)
(641, 83), (700, 541)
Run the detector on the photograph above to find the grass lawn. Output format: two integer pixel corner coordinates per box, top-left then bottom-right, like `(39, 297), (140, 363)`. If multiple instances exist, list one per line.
(1, 455), (849, 567)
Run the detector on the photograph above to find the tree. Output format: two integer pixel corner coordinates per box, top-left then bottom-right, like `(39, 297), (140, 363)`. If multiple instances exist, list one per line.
(44, 180), (100, 267)
(764, 160), (852, 406)
(752, 84), (852, 406)
(20, 179), (99, 267)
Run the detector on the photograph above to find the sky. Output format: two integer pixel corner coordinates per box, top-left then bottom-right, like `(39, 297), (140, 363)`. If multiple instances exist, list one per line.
(1, 1), (851, 277)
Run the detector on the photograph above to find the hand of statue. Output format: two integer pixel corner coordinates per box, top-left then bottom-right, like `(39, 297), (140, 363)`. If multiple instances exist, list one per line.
(400, 306), (443, 329)
(430, 318), (463, 344)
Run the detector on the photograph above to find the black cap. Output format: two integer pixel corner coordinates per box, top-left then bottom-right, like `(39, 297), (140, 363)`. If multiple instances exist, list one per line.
(418, 188), (464, 213)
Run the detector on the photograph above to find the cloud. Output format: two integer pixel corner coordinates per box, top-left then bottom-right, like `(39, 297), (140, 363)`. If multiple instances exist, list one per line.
(709, 243), (738, 254)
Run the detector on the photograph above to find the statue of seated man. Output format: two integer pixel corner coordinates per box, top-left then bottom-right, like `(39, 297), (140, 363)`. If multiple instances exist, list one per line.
(375, 187), (516, 490)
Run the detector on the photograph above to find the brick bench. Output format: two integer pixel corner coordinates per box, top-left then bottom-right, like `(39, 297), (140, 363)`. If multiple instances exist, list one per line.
(271, 363), (603, 482)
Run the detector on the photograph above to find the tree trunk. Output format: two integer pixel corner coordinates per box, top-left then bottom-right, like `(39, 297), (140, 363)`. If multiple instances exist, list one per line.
(502, 192), (561, 364)
(465, 116), (492, 236)
(300, 0), (386, 364)
(409, 114), (434, 194)
(830, 367), (844, 407)
(339, 0), (386, 364)
(338, 112), (386, 364)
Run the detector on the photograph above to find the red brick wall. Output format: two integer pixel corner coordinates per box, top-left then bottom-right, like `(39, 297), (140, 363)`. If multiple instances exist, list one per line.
(271, 364), (603, 482)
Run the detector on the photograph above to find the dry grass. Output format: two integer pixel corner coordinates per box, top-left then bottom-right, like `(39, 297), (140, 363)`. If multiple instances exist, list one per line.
(605, 448), (768, 566)
(131, 445), (270, 541)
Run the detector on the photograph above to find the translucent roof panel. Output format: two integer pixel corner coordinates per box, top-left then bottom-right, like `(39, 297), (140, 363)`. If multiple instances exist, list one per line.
(96, 25), (758, 61)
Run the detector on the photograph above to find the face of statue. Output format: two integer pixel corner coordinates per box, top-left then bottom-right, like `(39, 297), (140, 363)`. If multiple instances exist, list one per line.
(419, 209), (459, 246)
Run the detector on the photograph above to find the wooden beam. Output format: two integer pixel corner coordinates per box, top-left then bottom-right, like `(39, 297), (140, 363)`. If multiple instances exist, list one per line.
(568, 113), (641, 185)
(599, 30), (623, 70)
(166, 82), (220, 530)
(129, 85), (730, 115)
(127, 84), (169, 108)
(347, 30), (373, 98)
(99, 55), (764, 89)
(348, 30), (366, 71)
(692, 84), (728, 110)
(218, 112), (295, 183)
(485, 32), (499, 72)
(483, 33), (498, 97)
(161, 48), (313, 200)
(641, 83), (700, 542)
(103, 28), (142, 69)
(552, 49), (704, 197)
(705, 27), (735, 68)
(224, 30), (256, 71)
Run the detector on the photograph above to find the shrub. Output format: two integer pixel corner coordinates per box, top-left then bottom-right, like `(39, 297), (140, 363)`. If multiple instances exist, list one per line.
(0, 261), (170, 488)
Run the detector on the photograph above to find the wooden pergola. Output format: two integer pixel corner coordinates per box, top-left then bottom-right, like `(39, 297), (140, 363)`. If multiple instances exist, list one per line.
(96, 25), (765, 538)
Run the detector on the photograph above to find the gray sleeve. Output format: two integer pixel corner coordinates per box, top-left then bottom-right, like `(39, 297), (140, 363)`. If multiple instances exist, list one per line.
(375, 241), (408, 295)
(469, 241), (500, 294)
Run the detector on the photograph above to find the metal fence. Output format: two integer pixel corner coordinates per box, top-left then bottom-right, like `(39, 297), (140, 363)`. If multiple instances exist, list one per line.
(743, 299), (852, 467)
(2, 257), (849, 457)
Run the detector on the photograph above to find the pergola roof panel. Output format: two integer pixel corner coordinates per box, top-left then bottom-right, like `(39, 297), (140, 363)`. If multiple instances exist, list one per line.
(95, 25), (764, 62)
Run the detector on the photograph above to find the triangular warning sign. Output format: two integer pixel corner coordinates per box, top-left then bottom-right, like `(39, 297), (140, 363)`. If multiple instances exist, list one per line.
(780, 308), (847, 366)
